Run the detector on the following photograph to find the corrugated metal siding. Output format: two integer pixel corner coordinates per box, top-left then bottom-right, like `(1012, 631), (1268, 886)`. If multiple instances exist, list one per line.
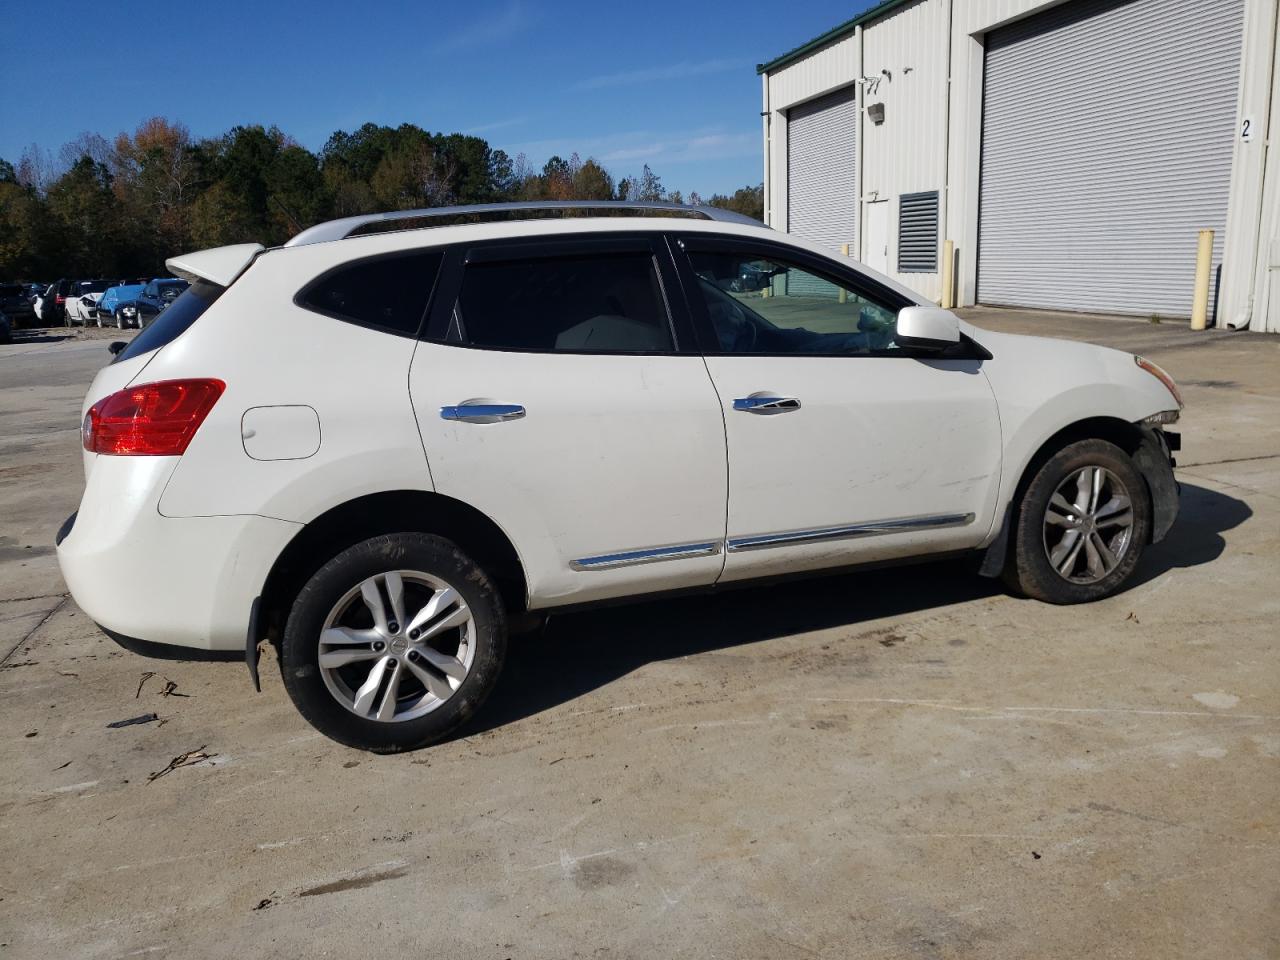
(899, 191), (939, 272)
(787, 87), (858, 254)
(977, 0), (1245, 316)
(860, 0), (950, 300)
(768, 32), (861, 110)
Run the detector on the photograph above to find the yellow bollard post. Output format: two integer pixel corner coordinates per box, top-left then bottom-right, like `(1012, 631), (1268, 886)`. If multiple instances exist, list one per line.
(941, 239), (955, 309)
(1190, 229), (1214, 331)
(839, 244), (849, 304)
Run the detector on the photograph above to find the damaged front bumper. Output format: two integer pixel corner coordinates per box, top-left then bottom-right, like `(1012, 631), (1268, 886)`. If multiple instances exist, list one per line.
(1134, 424), (1180, 543)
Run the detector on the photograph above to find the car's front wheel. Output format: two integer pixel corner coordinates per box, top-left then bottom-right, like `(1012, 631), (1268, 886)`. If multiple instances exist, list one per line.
(280, 533), (507, 752)
(1004, 438), (1151, 604)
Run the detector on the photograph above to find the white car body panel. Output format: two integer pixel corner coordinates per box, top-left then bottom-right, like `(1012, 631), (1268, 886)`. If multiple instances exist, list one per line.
(143, 248), (433, 522)
(56, 213), (1182, 655)
(410, 343), (728, 607)
(706, 353), (1002, 581)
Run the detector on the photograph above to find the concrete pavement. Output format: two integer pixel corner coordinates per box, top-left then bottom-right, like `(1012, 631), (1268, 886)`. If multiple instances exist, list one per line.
(0, 314), (1276, 959)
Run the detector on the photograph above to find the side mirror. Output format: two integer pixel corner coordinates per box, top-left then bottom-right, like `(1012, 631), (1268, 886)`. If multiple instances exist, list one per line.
(108, 341), (126, 356)
(895, 306), (961, 351)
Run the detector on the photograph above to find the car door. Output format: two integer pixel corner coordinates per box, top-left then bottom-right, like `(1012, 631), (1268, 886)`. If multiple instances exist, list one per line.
(410, 233), (728, 608)
(672, 234), (1002, 582)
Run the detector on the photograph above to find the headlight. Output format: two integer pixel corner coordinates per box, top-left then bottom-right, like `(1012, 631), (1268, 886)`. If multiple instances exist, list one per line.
(122, 306), (136, 316)
(1135, 356), (1183, 409)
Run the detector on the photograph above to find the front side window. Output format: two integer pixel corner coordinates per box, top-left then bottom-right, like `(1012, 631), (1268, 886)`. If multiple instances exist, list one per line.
(298, 249), (442, 336)
(686, 249), (901, 355)
(454, 251), (674, 353)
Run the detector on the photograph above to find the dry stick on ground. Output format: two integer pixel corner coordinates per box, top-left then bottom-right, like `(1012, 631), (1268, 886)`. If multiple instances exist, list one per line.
(135, 671), (156, 698)
(147, 746), (214, 783)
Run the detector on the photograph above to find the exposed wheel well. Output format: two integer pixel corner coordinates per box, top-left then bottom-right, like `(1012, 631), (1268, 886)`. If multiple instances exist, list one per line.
(980, 416), (1146, 577)
(258, 491), (528, 645)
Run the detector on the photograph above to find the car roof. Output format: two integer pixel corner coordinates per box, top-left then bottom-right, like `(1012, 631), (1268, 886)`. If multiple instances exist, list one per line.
(284, 200), (762, 248)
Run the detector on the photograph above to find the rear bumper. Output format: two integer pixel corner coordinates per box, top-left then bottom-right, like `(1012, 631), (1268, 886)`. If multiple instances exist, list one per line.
(56, 458), (301, 651)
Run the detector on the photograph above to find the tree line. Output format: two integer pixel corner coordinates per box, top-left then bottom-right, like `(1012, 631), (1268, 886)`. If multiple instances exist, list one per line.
(0, 118), (764, 280)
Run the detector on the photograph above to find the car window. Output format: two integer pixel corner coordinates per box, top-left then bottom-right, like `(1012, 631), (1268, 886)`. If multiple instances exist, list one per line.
(114, 281), (225, 364)
(455, 251), (674, 353)
(685, 249), (901, 355)
(297, 249), (441, 337)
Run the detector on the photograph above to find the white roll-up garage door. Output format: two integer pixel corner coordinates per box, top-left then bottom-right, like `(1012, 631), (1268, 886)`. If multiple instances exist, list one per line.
(788, 88), (858, 254)
(978, 0), (1245, 317)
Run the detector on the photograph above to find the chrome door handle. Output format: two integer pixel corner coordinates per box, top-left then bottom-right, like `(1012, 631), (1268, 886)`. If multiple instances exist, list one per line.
(440, 403), (526, 424)
(732, 395), (801, 414)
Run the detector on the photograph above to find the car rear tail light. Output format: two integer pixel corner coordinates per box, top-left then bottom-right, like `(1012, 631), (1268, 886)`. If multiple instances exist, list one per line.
(83, 379), (225, 456)
(56, 295), (65, 304)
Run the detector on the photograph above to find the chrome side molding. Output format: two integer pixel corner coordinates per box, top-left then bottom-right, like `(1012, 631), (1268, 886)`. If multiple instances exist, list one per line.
(726, 513), (975, 553)
(569, 541), (722, 571)
(570, 513), (975, 572)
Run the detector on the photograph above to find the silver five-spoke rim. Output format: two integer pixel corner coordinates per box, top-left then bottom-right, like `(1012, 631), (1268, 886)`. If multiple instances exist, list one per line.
(319, 571), (475, 723)
(1043, 466), (1135, 584)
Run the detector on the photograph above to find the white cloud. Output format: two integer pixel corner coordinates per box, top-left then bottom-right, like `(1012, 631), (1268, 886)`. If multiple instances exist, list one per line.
(461, 115), (531, 136)
(576, 58), (744, 90)
(506, 127), (757, 170)
(433, 1), (532, 52)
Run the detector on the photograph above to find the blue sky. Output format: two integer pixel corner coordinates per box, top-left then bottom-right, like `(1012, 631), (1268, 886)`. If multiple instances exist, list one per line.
(0, 0), (870, 196)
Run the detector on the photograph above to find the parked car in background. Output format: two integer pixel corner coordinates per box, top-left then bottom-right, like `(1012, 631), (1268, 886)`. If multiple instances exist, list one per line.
(97, 281), (147, 328)
(133, 278), (189, 327)
(55, 201), (1183, 752)
(0, 310), (11, 344)
(63, 279), (114, 326)
(36, 280), (72, 325)
(0, 284), (35, 327)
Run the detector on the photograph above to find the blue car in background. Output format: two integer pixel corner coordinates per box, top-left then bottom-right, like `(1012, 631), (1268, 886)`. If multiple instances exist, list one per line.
(97, 281), (147, 329)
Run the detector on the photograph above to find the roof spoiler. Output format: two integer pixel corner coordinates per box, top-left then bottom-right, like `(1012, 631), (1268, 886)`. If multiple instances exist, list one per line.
(166, 243), (265, 287)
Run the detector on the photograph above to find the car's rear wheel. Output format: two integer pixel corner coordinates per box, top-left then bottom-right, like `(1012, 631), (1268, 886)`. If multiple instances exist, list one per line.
(280, 533), (507, 752)
(1004, 438), (1151, 604)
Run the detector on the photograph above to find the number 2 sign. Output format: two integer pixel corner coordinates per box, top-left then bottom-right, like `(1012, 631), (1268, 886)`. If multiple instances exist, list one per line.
(1241, 116), (1255, 142)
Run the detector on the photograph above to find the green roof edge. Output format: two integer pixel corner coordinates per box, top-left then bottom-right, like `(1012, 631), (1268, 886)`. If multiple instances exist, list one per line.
(756, 0), (916, 75)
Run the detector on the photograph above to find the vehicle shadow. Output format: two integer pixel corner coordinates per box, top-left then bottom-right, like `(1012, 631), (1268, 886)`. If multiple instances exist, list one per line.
(11, 330), (75, 344)
(460, 482), (1249, 739)
(1129, 480), (1251, 585)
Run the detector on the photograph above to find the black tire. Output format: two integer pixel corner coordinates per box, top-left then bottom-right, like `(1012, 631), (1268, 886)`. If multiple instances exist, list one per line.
(1004, 438), (1151, 604)
(279, 533), (507, 752)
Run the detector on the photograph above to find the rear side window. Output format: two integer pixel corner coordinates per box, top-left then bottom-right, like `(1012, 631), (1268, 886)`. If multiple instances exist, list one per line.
(113, 281), (224, 364)
(455, 252), (673, 353)
(297, 250), (442, 337)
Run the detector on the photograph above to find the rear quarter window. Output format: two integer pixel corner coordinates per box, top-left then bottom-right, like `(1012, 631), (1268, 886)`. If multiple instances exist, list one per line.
(113, 281), (224, 364)
(296, 249), (442, 337)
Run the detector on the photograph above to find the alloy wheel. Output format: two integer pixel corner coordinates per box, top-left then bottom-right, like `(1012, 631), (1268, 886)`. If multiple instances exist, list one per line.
(1042, 466), (1135, 584)
(318, 570), (476, 723)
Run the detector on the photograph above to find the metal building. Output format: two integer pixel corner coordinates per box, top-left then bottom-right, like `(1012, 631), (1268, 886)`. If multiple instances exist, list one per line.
(759, 0), (1280, 332)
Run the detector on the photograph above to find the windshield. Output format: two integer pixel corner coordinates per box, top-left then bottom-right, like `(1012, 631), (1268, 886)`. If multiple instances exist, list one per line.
(114, 281), (224, 364)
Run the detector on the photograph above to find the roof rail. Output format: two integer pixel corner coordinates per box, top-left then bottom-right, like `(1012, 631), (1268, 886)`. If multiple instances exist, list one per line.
(284, 200), (764, 247)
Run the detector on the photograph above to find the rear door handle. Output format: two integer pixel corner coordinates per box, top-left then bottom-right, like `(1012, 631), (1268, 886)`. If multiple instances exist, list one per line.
(440, 403), (526, 424)
(732, 395), (802, 415)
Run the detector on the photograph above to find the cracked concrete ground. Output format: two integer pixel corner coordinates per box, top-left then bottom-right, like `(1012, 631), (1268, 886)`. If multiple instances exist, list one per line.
(1, 313), (1277, 959)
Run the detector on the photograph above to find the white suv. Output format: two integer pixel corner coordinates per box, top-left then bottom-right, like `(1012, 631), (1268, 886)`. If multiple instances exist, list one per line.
(56, 202), (1182, 752)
